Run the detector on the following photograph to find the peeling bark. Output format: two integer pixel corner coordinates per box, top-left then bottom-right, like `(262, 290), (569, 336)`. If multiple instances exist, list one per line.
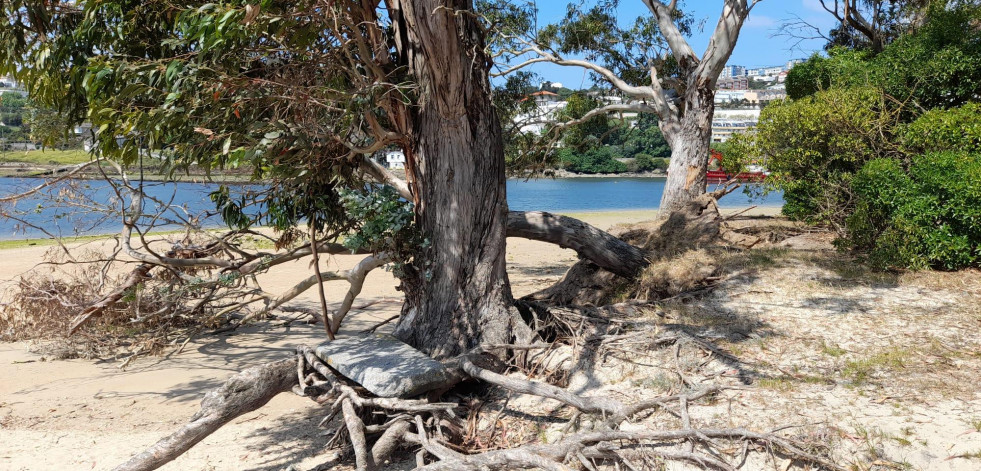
(388, 0), (533, 358)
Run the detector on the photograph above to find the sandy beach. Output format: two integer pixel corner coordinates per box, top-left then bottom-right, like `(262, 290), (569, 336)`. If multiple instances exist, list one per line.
(0, 209), (669, 470)
(3, 205), (978, 471)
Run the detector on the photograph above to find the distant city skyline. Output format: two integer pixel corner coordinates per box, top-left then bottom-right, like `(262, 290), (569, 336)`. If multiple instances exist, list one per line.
(506, 0), (836, 89)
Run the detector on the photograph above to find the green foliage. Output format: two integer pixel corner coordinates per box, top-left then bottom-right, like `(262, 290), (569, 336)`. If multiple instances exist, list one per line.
(786, 4), (981, 108)
(533, 4), (690, 89)
(633, 153), (667, 172)
(558, 147), (627, 174)
(785, 49), (873, 100)
(0, 0), (403, 234)
(899, 102), (981, 154)
(873, 4), (981, 111)
(339, 186), (425, 273)
(720, 3), (981, 270)
(559, 93), (613, 149)
(728, 86), (897, 223)
(846, 152), (981, 270)
(622, 113), (670, 158)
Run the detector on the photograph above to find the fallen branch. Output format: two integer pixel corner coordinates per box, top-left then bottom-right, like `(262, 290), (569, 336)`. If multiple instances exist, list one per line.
(416, 426), (843, 471)
(69, 263), (153, 335)
(113, 358), (298, 471)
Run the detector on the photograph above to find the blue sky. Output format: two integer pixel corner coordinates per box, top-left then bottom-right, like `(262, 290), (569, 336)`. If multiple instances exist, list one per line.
(518, 0), (840, 88)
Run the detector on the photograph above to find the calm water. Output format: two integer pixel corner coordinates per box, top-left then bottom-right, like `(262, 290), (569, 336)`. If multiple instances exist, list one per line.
(0, 177), (782, 240)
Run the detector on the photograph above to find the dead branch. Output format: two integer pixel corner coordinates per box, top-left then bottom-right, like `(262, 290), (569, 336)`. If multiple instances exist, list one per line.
(113, 358), (298, 471)
(68, 263), (153, 335)
(0, 159), (102, 204)
(416, 425), (843, 471)
(329, 253), (391, 333)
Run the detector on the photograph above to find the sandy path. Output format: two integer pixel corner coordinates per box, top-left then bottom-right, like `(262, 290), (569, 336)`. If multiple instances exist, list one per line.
(0, 208), (787, 470)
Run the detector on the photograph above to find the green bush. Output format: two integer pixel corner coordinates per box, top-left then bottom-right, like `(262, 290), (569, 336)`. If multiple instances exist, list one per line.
(846, 152), (981, 270)
(899, 102), (981, 154)
(873, 4), (981, 112)
(559, 146), (628, 174)
(785, 48), (872, 100)
(634, 153), (667, 172)
(726, 86), (894, 224)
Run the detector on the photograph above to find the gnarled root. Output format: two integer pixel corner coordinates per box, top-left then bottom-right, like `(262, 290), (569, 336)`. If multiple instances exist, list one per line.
(113, 340), (843, 471)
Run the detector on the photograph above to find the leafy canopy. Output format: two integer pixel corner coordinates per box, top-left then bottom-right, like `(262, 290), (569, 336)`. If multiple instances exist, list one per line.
(0, 0), (409, 232)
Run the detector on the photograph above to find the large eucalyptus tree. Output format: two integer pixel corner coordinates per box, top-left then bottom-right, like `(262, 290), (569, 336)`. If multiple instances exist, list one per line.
(0, 0), (646, 358)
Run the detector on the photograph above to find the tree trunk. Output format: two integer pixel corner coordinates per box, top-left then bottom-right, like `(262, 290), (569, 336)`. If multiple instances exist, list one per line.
(388, 0), (532, 358)
(658, 85), (715, 214)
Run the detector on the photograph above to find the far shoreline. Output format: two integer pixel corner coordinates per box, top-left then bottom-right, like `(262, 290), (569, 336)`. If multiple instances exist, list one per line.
(2, 161), (673, 182)
(0, 205), (784, 249)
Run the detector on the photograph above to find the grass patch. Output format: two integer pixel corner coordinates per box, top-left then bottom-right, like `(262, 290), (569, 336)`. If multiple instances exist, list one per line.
(0, 234), (110, 250)
(969, 418), (981, 433)
(952, 450), (981, 460)
(0, 149), (93, 165)
(820, 340), (847, 357)
(758, 377), (795, 392)
(842, 347), (910, 384)
(0, 229), (192, 250)
(718, 247), (791, 272)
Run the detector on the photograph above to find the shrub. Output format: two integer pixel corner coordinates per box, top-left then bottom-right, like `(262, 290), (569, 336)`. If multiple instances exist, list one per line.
(899, 102), (981, 154)
(559, 146), (628, 174)
(785, 48), (872, 100)
(873, 4), (981, 112)
(634, 153), (667, 172)
(726, 86), (895, 226)
(846, 152), (981, 270)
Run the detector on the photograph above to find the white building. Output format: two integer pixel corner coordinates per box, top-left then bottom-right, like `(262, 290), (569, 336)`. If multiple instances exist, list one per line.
(715, 90), (749, 104)
(514, 97), (567, 135)
(385, 150), (406, 169)
(721, 65), (746, 79)
(0, 75), (20, 89)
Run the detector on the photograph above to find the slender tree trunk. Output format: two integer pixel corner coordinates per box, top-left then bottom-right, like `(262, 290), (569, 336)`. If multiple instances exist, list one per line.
(388, 0), (532, 358)
(658, 86), (715, 214)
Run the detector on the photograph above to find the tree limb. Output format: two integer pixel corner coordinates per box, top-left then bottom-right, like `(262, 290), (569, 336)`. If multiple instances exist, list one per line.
(68, 263), (153, 335)
(113, 358), (298, 471)
(506, 211), (647, 278)
(642, 0), (698, 66)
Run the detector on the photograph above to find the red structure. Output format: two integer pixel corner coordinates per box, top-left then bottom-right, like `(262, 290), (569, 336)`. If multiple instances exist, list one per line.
(705, 149), (768, 183)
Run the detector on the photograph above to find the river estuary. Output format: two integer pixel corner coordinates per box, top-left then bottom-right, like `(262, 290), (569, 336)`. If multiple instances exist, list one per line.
(0, 177), (782, 240)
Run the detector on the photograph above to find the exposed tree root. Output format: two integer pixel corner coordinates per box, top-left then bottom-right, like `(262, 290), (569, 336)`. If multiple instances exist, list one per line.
(527, 194), (725, 306)
(113, 337), (843, 471)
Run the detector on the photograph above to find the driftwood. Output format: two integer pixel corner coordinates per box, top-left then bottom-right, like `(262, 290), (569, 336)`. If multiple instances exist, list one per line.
(113, 358), (298, 471)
